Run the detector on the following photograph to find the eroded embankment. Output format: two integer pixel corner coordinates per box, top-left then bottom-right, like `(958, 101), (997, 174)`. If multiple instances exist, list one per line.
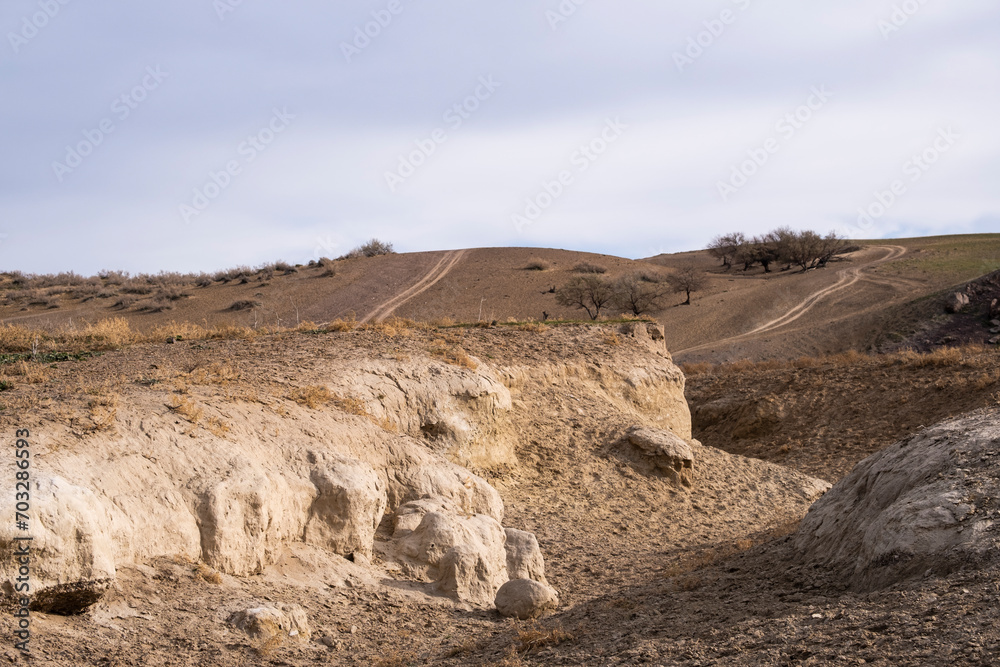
(0, 323), (834, 665)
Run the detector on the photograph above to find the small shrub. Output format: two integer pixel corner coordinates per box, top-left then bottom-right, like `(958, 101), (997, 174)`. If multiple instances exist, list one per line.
(139, 297), (175, 313)
(319, 258), (337, 277)
(357, 238), (394, 257)
(113, 296), (137, 309)
(228, 300), (262, 311)
(524, 258), (551, 271)
(572, 261), (607, 274)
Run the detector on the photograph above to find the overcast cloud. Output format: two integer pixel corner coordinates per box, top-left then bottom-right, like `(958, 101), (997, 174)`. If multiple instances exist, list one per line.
(2, 1), (998, 274)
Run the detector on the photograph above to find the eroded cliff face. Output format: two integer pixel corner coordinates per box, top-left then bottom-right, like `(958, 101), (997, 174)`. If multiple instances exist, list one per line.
(0, 323), (693, 613)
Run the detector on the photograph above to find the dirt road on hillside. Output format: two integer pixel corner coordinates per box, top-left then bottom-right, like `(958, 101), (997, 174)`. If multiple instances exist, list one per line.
(677, 245), (907, 355)
(360, 249), (467, 323)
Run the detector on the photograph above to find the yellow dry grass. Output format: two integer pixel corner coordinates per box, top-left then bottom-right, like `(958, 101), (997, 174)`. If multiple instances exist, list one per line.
(167, 395), (204, 424)
(289, 385), (334, 409)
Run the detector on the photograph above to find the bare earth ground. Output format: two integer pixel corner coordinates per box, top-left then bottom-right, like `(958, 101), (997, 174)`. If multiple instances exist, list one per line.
(3, 235), (1000, 665)
(0, 326), (998, 665)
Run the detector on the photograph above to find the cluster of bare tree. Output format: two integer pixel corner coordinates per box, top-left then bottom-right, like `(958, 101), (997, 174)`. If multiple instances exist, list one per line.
(555, 268), (705, 319)
(708, 228), (853, 273)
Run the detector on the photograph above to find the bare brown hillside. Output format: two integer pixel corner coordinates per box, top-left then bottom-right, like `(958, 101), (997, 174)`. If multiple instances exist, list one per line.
(4, 234), (1000, 365)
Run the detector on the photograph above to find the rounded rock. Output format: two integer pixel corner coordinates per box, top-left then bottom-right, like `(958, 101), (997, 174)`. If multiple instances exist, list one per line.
(494, 578), (559, 620)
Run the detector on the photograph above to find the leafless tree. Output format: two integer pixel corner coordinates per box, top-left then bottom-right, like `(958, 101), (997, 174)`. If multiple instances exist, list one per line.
(556, 275), (616, 320)
(612, 272), (669, 315)
(666, 265), (707, 305)
(707, 232), (747, 269)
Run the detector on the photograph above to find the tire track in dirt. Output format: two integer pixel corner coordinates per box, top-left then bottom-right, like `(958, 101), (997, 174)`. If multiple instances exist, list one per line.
(677, 245), (907, 355)
(360, 249), (467, 323)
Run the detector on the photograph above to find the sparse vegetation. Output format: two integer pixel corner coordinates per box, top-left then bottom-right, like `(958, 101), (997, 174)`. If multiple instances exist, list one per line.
(665, 265), (706, 305)
(290, 385), (334, 409)
(556, 276), (615, 320)
(708, 227), (852, 273)
(524, 258), (552, 271)
(612, 272), (669, 315)
(167, 395), (204, 424)
(228, 300), (262, 311)
(572, 261), (607, 274)
(341, 238), (395, 259)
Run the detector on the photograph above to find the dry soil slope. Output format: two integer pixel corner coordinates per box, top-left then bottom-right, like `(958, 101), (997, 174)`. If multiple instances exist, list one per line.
(0, 324), (829, 666)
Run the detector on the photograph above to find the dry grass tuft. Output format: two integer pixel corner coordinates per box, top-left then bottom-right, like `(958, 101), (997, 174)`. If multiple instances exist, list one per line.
(325, 317), (357, 332)
(429, 339), (478, 369)
(195, 563), (223, 584)
(367, 317), (425, 337)
(601, 332), (621, 346)
(4, 361), (48, 384)
(514, 622), (574, 653)
(290, 385), (334, 409)
(523, 258), (552, 271)
(85, 390), (120, 432)
(332, 393), (368, 416)
(373, 650), (419, 667)
(168, 395), (204, 424)
(205, 416), (230, 438)
(252, 632), (284, 659)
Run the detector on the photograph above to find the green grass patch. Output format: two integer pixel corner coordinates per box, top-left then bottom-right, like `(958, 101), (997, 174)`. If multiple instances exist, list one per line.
(0, 350), (103, 365)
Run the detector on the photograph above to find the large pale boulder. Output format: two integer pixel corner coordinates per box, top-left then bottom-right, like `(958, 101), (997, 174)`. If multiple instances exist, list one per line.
(0, 476), (115, 614)
(504, 528), (547, 584)
(394, 498), (508, 606)
(495, 579), (559, 620)
(627, 427), (695, 487)
(794, 409), (1000, 591)
(228, 603), (310, 642)
(196, 466), (312, 576)
(304, 458), (386, 558)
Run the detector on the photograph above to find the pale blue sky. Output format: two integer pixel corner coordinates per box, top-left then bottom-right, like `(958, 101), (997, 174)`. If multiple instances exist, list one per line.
(2, 1), (998, 274)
